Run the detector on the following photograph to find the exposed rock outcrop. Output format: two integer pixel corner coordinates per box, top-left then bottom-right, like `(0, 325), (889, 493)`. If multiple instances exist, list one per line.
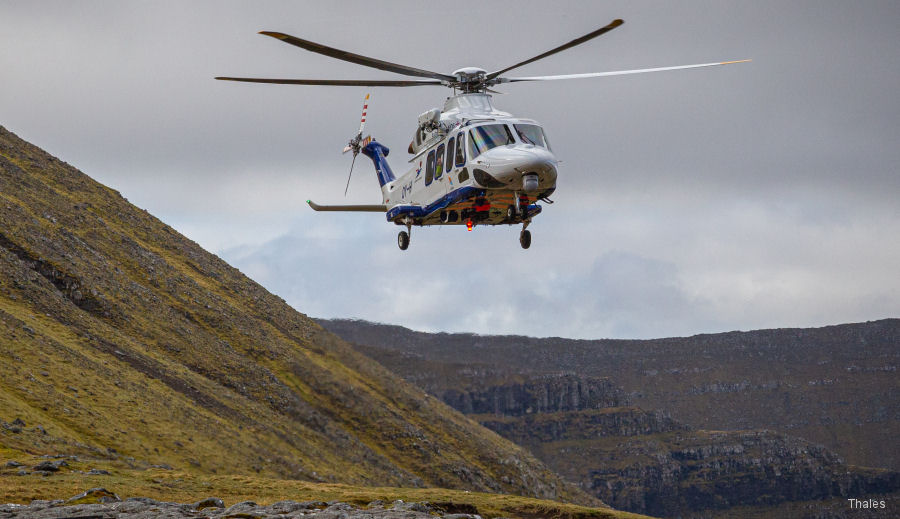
(439, 373), (630, 416)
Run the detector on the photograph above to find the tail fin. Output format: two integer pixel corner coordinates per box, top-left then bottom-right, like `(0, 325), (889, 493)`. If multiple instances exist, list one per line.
(361, 140), (396, 195)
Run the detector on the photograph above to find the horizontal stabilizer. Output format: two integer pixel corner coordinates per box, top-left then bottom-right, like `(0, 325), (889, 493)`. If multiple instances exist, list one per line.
(307, 200), (387, 212)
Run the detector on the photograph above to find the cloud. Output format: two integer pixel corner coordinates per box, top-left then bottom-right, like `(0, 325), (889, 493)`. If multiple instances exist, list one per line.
(2, 1), (898, 339)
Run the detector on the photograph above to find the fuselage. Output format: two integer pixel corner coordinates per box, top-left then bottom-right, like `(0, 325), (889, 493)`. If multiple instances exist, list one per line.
(375, 93), (559, 227)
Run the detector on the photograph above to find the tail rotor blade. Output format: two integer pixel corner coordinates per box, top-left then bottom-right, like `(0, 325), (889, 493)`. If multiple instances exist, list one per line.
(344, 153), (357, 196)
(343, 93), (371, 195)
(357, 93), (370, 136)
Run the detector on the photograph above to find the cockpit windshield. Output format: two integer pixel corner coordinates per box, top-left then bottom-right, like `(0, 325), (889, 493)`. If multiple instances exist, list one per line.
(514, 124), (551, 150)
(469, 124), (514, 157)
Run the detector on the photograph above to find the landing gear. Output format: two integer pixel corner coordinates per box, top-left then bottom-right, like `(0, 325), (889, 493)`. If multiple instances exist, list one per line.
(519, 229), (531, 249)
(398, 220), (411, 250)
(519, 220), (532, 249)
(517, 193), (530, 219)
(509, 192), (525, 222)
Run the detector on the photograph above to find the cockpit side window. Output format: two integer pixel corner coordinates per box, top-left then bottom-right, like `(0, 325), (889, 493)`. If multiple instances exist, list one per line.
(513, 124), (551, 150)
(469, 124), (515, 157)
(435, 144), (445, 179)
(446, 137), (455, 173)
(455, 132), (466, 167)
(425, 149), (435, 186)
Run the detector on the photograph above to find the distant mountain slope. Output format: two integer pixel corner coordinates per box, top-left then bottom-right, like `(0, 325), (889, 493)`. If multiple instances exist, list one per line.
(0, 125), (594, 505)
(329, 342), (898, 517)
(319, 318), (900, 472)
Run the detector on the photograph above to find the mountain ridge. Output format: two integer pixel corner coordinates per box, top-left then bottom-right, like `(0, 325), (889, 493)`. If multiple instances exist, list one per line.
(319, 317), (899, 472)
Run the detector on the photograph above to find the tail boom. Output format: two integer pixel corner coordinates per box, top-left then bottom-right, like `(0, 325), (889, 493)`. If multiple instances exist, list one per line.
(361, 141), (396, 187)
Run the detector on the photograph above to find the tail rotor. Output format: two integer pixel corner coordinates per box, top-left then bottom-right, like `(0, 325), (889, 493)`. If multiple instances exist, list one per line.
(343, 93), (372, 196)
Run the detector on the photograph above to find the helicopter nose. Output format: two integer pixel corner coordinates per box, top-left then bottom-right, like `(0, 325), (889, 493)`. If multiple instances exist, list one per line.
(473, 146), (558, 190)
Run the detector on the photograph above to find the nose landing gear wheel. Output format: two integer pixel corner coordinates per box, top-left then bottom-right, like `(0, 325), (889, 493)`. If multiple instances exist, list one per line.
(519, 229), (531, 249)
(398, 230), (410, 250)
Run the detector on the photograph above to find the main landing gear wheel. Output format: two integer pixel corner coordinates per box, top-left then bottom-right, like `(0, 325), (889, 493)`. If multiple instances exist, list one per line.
(506, 205), (516, 221)
(519, 229), (532, 249)
(398, 230), (410, 250)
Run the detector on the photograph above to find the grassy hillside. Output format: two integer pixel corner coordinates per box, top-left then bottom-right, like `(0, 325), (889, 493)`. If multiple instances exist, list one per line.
(0, 124), (601, 511)
(0, 455), (655, 519)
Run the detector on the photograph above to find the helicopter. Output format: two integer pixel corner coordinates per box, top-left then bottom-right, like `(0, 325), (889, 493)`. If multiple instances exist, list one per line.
(217, 19), (748, 250)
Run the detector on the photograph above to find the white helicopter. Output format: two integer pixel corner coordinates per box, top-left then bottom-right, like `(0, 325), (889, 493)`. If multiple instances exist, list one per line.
(217, 19), (748, 250)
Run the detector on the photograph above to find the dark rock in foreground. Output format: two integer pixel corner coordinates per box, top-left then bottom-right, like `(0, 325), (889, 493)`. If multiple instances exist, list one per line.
(0, 496), (483, 519)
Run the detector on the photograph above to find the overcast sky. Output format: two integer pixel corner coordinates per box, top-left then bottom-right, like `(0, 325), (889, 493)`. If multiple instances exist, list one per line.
(2, 1), (898, 339)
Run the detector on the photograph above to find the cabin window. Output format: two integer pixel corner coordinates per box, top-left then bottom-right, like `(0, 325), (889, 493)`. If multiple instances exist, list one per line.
(445, 137), (455, 173)
(514, 124), (551, 150)
(455, 132), (466, 166)
(458, 167), (469, 183)
(469, 124), (514, 157)
(425, 149), (435, 186)
(435, 144), (445, 179)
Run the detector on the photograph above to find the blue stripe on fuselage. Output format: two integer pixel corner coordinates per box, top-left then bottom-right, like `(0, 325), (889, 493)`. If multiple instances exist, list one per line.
(386, 185), (479, 221)
(386, 185), (543, 223)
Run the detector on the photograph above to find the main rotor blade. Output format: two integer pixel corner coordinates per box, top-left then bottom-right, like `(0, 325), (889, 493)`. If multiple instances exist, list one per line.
(486, 19), (624, 80)
(260, 31), (456, 82)
(500, 59), (751, 83)
(215, 77), (443, 87)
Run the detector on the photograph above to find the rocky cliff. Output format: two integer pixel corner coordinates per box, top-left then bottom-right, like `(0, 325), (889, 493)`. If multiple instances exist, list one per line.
(438, 373), (630, 416)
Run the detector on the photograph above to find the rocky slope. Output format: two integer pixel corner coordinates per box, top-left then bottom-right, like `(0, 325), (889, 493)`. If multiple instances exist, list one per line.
(324, 321), (900, 517)
(321, 319), (900, 471)
(0, 125), (595, 506)
(0, 493), (486, 519)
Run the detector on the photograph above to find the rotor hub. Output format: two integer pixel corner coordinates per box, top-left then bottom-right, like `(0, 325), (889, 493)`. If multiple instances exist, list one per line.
(451, 67), (488, 92)
(452, 67), (487, 82)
